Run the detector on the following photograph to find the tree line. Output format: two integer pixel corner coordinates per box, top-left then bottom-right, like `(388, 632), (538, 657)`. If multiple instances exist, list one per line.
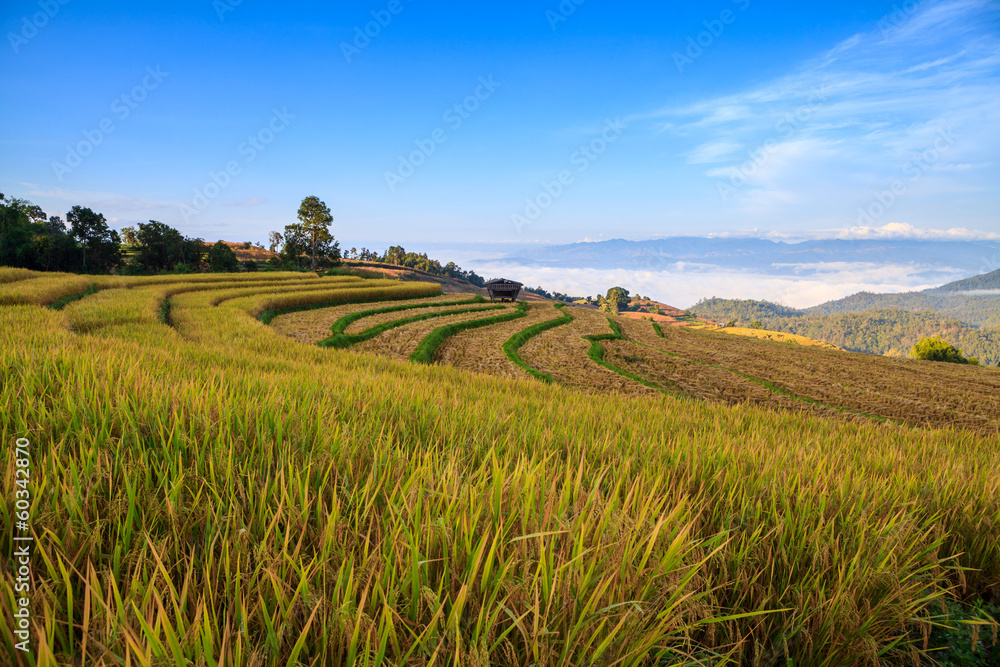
(3, 190), (510, 292)
(0, 192), (247, 274)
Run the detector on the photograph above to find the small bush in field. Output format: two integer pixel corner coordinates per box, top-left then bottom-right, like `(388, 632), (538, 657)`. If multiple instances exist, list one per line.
(910, 336), (978, 364)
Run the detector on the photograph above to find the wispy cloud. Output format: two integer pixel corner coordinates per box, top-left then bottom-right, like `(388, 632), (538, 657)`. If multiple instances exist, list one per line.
(19, 183), (173, 213)
(635, 0), (1000, 225)
(221, 198), (267, 207)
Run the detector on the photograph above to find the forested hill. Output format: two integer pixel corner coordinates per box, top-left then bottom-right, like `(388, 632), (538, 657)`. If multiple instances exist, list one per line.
(769, 310), (1000, 365)
(931, 268), (1000, 293)
(799, 270), (1000, 328)
(689, 300), (1000, 366)
(691, 297), (805, 324)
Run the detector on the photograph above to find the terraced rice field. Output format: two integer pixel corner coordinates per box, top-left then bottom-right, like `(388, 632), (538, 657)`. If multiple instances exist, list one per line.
(272, 293), (1000, 433)
(3, 270), (999, 666)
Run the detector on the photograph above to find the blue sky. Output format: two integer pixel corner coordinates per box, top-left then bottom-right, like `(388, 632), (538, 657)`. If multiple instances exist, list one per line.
(2, 0), (998, 253)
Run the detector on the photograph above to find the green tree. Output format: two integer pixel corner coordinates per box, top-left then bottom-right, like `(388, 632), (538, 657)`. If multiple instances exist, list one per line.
(132, 220), (204, 273)
(207, 241), (240, 273)
(910, 336), (977, 365)
(280, 223), (308, 268)
(384, 245), (406, 265)
(296, 196), (339, 270)
(120, 226), (138, 245)
(67, 206), (122, 273)
(599, 286), (630, 315)
(268, 231), (283, 253)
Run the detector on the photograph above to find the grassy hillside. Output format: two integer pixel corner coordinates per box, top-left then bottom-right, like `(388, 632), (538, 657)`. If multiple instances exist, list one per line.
(2, 270), (999, 665)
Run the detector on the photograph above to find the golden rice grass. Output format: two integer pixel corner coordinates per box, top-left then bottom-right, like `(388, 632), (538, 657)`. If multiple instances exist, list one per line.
(1, 271), (998, 666)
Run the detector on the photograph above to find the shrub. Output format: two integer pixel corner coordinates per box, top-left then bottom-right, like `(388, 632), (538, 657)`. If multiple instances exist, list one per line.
(910, 336), (977, 365)
(243, 260), (258, 272)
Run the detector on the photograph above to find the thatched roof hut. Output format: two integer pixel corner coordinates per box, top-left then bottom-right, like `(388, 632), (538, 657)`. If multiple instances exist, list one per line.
(485, 278), (522, 302)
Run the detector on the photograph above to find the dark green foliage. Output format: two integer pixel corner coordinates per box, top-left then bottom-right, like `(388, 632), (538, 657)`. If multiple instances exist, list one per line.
(131, 220), (204, 273)
(207, 241), (240, 273)
(159, 297), (172, 326)
(923, 598), (1000, 666)
(243, 260), (258, 272)
(46, 284), (98, 310)
(67, 206), (122, 273)
(294, 196), (340, 270)
(501, 304), (573, 382)
(410, 301), (529, 364)
(0, 195), (87, 272)
(910, 336), (977, 364)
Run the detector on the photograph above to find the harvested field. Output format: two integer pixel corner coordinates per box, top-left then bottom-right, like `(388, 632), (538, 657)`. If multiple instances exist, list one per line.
(269, 293), (471, 344)
(341, 297), (486, 335)
(617, 315), (1000, 432)
(519, 306), (656, 396)
(436, 302), (565, 379)
(354, 303), (517, 361)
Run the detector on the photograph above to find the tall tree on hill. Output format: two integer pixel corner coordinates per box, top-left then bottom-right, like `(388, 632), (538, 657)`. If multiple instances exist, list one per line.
(67, 206), (122, 273)
(268, 231), (283, 253)
(599, 286), (630, 315)
(296, 196), (339, 270)
(280, 223), (307, 268)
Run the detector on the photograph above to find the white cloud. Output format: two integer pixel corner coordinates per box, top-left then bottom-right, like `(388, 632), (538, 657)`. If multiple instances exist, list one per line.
(687, 140), (743, 164)
(468, 260), (962, 309)
(832, 221), (1000, 240)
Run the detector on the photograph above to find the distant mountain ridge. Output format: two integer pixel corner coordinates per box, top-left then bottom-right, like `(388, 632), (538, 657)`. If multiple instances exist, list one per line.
(498, 237), (1000, 279)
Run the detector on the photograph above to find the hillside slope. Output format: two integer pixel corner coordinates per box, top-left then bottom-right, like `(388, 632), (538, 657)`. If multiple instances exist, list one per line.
(2, 269), (998, 665)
